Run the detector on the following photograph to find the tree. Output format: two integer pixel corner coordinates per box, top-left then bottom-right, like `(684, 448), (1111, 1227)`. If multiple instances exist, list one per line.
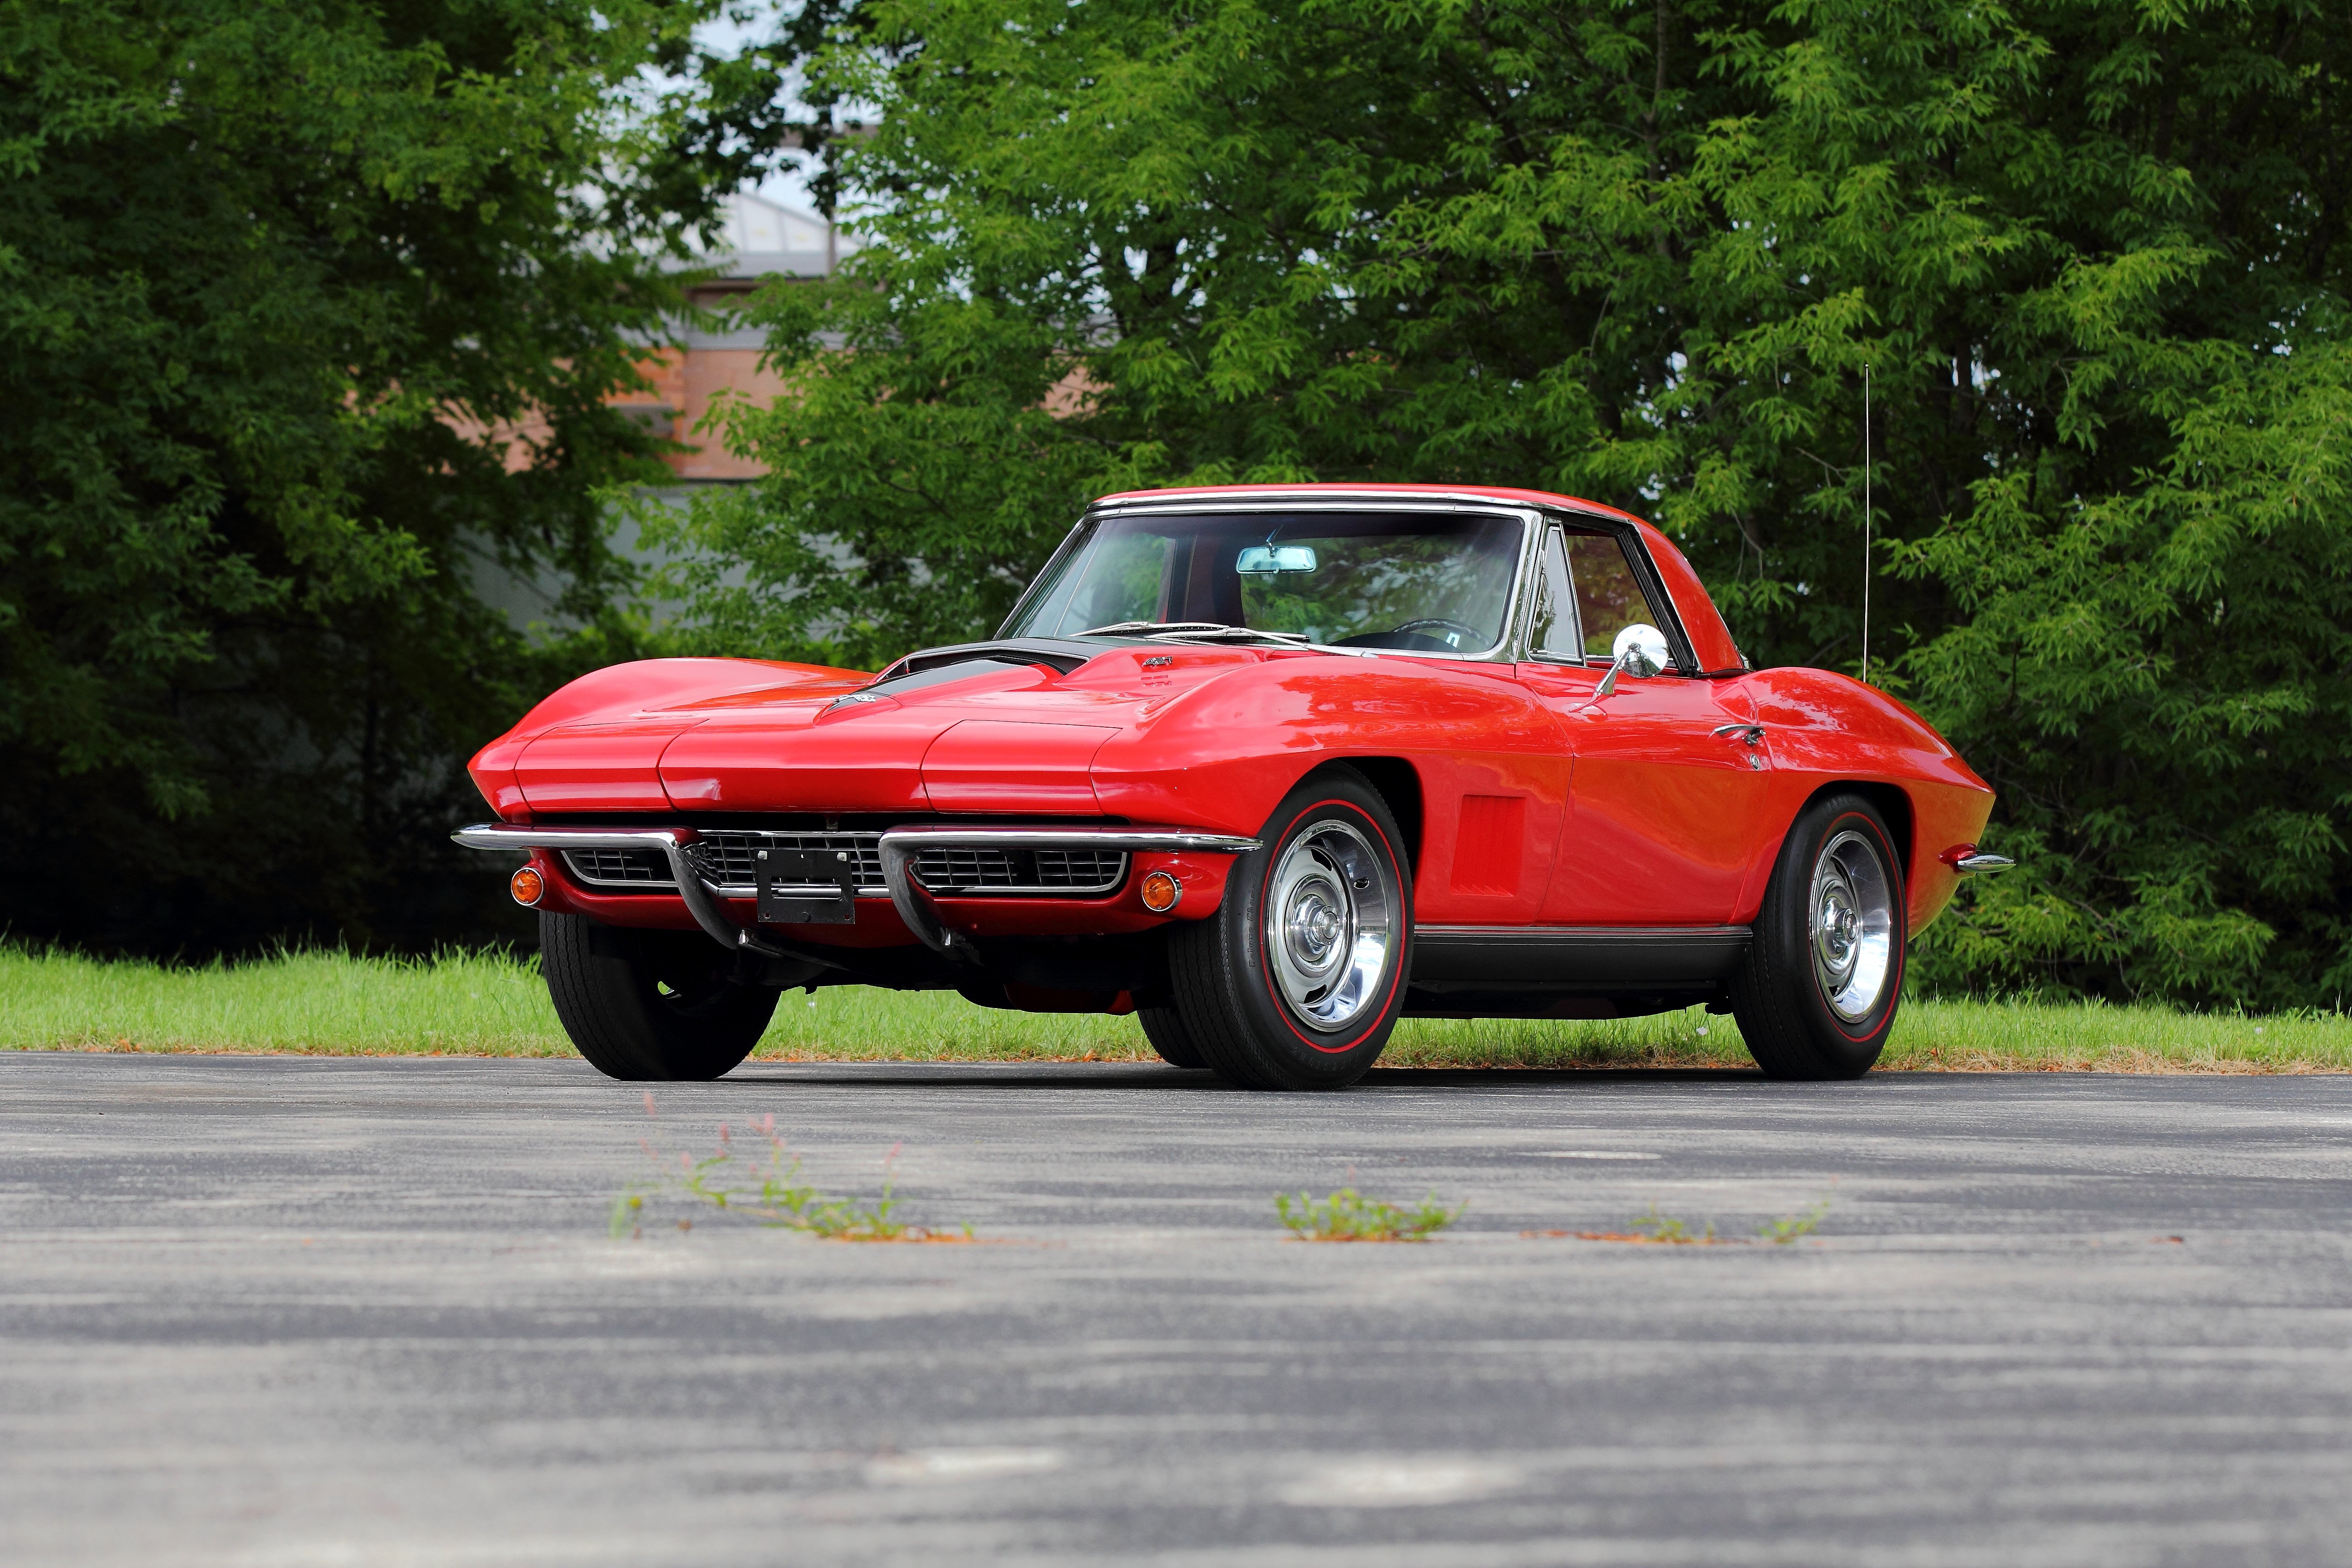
(658, 0), (2350, 1008)
(0, 0), (775, 955)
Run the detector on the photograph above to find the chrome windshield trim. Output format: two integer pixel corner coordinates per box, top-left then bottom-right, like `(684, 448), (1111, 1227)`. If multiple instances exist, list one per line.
(1006, 499), (1540, 664)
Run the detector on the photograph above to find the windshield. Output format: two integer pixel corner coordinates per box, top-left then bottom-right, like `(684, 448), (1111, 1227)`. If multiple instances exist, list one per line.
(1004, 510), (1528, 654)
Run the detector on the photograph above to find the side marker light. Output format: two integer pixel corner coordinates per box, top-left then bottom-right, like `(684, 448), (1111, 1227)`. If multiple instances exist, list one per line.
(1140, 870), (1183, 913)
(510, 866), (545, 906)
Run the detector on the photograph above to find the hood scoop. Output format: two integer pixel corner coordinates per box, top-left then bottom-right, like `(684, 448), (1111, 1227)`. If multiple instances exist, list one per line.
(874, 637), (1102, 683)
(840, 638), (1104, 710)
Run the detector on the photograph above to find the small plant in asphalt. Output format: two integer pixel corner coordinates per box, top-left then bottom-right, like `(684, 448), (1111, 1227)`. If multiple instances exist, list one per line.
(1530, 1196), (1834, 1245)
(1275, 1187), (1464, 1242)
(1632, 1205), (1716, 1244)
(613, 1096), (970, 1242)
(1757, 1198), (1832, 1245)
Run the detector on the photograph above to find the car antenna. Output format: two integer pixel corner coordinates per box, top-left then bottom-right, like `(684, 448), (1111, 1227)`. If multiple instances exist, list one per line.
(1861, 361), (1871, 687)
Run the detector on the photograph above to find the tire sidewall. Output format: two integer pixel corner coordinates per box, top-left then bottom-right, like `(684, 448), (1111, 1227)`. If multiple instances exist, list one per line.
(1219, 775), (1412, 1087)
(1770, 799), (1906, 1067)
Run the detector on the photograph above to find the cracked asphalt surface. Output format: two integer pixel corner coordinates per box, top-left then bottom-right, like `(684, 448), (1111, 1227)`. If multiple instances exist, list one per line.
(3, 1052), (2348, 1566)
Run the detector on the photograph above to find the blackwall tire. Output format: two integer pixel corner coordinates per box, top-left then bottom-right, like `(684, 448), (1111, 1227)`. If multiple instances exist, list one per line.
(1730, 792), (1906, 1081)
(1166, 768), (1411, 1091)
(1137, 1006), (1210, 1069)
(539, 913), (778, 1081)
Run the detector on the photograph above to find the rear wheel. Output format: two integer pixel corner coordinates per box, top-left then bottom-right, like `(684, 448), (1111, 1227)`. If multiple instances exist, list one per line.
(1730, 792), (1906, 1080)
(1137, 1006), (1208, 1069)
(540, 913), (779, 1081)
(1167, 769), (1411, 1090)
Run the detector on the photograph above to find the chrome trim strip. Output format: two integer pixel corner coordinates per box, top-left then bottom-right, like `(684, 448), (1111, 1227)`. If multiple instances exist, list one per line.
(876, 826), (1261, 959)
(450, 824), (790, 959)
(1091, 487), (1563, 515)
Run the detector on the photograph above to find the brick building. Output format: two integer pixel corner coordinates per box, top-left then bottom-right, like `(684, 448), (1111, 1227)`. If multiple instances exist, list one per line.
(614, 190), (848, 483)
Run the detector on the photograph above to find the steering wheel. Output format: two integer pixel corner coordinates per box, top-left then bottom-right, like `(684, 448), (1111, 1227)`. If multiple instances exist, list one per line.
(1390, 618), (1486, 649)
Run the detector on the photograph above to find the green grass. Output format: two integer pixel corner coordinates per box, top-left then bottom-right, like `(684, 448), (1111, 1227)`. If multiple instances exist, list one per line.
(1, 944), (2345, 1072)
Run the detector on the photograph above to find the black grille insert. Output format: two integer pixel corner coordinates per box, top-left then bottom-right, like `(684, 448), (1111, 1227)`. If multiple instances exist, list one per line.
(911, 845), (1127, 895)
(559, 848), (670, 887)
(557, 831), (1127, 898)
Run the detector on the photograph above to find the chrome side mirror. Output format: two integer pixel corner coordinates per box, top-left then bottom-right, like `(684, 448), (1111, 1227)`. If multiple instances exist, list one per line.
(1612, 623), (1669, 676)
(1592, 623), (1669, 698)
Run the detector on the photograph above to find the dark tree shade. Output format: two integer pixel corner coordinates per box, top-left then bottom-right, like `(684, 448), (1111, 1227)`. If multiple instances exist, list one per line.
(0, 0), (778, 956)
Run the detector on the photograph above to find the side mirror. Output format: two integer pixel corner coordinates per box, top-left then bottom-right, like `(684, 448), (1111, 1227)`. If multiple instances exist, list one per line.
(1592, 623), (1670, 700)
(1611, 623), (1669, 677)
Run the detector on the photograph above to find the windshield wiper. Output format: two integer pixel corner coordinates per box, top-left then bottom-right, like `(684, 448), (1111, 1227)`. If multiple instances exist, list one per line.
(1077, 621), (1313, 646)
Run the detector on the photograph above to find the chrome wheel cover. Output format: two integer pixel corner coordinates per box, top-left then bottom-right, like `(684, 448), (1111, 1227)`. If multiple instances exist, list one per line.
(1809, 828), (1896, 1023)
(1264, 818), (1396, 1034)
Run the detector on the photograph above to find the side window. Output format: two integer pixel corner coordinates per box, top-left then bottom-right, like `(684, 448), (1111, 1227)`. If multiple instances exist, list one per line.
(1566, 533), (1666, 663)
(1530, 528), (1581, 658)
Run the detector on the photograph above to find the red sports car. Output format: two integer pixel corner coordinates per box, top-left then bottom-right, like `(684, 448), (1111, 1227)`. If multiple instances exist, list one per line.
(456, 485), (2007, 1088)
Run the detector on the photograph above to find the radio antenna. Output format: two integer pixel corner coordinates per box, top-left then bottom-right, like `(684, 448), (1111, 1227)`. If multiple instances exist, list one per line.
(1861, 362), (1872, 687)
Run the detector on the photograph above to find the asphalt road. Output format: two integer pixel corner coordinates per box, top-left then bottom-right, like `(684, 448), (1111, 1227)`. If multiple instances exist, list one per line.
(3, 1053), (2348, 1567)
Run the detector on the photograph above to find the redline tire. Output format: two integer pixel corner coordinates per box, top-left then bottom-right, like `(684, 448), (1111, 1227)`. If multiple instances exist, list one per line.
(539, 912), (777, 1081)
(1167, 769), (1411, 1090)
(1137, 1006), (1210, 1069)
(1731, 793), (1906, 1080)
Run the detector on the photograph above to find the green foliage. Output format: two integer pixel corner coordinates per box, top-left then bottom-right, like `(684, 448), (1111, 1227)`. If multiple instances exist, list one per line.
(661, 0), (2351, 1005)
(615, 1107), (962, 1240)
(5, 943), (2347, 1065)
(0, 0), (767, 955)
(1275, 1186), (1463, 1241)
(1758, 1199), (1831, 1245)
(1632, 1206), (1716, 1245)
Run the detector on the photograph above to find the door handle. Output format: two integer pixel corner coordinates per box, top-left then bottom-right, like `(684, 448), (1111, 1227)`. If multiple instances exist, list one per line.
(1710, 723), (1766, 747)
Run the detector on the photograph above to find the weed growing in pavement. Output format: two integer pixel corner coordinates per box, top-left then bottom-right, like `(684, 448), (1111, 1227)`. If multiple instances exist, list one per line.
(1757, 1198), (1832, 1245)
(1529, 1196), (1834, 1245)
(1632, 1205), (1715, 1244)
(1275, 1187), (1463, 1242)
(613, 1095), (970, 1242)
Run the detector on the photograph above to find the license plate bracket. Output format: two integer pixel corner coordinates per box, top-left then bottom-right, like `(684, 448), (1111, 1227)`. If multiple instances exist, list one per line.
(755, 847), (858, 925)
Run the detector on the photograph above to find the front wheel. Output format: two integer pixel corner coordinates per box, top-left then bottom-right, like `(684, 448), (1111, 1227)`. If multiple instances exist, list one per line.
(540, 913), (779, 1081)
(1166, 768), (1411, 1090)
(1730, 792), (1906, 1080)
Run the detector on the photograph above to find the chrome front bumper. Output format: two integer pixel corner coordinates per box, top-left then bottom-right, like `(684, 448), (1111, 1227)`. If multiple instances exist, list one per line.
(451, 822), (1259, 961)
(451, 824), (772, 956)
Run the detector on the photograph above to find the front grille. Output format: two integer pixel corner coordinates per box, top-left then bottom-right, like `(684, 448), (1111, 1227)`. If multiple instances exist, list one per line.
(690, 831), (886, 893)
(912, 845), (1127, 896)
(559, 829), (1123, 898)
(561, 832), (887, 894)
(561, 848), (671, 887)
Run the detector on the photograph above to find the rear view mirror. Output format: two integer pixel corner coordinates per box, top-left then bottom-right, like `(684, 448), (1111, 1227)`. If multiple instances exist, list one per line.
(1237, 544), (1318, 576)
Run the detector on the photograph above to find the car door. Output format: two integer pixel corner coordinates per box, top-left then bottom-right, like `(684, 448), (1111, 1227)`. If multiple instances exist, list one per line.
(1516, 525), (1772, 926)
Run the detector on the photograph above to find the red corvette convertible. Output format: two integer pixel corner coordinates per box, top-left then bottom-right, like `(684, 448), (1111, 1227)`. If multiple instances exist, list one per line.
(456, 485), (2007, 1088)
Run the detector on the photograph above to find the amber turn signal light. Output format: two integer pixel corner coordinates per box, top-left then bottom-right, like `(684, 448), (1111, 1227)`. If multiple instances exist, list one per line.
(510, 866), (545, 906)
(1139, 869), (1183, 913)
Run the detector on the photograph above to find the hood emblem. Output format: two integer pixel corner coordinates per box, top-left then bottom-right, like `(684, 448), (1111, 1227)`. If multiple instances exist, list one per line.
(1142, 655), (1173, 669)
